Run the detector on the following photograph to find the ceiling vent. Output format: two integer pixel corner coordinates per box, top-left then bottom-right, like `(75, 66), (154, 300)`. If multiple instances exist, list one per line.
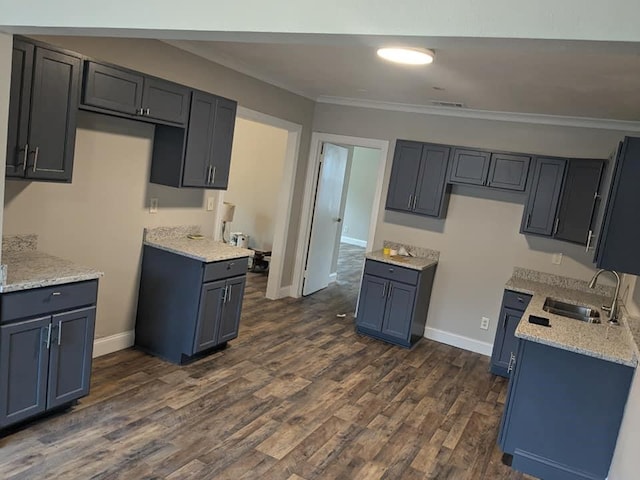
(430, 101), (466, 108)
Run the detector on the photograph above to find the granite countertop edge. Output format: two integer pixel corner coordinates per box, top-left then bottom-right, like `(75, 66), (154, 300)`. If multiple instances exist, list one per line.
(0, 271), (104, 293)
(506, 275), (637, 368)
(365, 250), (438, 271)
(144, 239), (254, 263)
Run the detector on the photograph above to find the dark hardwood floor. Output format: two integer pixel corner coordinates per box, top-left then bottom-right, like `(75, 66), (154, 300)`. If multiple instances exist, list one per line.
(0, 244), (534, 479)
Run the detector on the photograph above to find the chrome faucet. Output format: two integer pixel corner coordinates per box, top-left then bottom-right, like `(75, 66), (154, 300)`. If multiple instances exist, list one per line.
(588, 269), (621, 324)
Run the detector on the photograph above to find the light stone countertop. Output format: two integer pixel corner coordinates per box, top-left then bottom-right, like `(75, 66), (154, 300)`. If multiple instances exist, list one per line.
(1, 250), (104, 293)
(365, 251), (438, 271)
(506, 270), (637, 367)
(143, 226), (253, 263)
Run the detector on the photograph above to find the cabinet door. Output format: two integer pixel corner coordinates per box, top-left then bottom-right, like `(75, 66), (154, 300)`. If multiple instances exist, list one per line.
(6, 40), (33, 178)
(596, 137), (640, 274)
(487, 153), (531, 191)
(182, 91), (216, 187)
(381, 281), (416, 341)
(83, 61), (143, 115)
(521, 157), (566, 236)
(413, 144), (451, 217)
(26, 47), (81, 182)
(47, 307), (96, 409)
(555, 159), (604, 245)
(0, 316), (51, 428)
(385, 140), (422, 212)
(209, 97), (237, 189)
(449, 148), (491, 186)
(217, 276), (246, 343)
(193, 279), (226, 353)
(356, 274), (388, 332)
(141, 77), (191, 125)
(490, 307), (523, 378)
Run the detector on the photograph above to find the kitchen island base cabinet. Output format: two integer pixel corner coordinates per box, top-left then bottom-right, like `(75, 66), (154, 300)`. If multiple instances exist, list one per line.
(0, 281), (98, 430)
(356, 260), (436, 348)
(499, 339), (633, 480)
(135, 246), (248, 365)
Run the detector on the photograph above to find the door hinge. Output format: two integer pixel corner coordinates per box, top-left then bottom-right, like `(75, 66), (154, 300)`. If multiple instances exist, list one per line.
(320, 144), (324, 155)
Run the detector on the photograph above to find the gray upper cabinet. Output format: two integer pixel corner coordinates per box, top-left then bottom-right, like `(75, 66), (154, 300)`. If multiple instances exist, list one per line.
(596, 136), (640, 275)
(7, 40), (33, 178)
(386, 141), (451, 218)
(449, 148), (491, 186)
(521, 157), (567, 236)
(83, 62), (143, 116)
(555, 159), (604, 245)
(83, 61), (190, 126)
(487, 153), (531, 191)
(7, 39), (81, 182)
(141, 77), (191, 125)
(209, 97), (237, 189)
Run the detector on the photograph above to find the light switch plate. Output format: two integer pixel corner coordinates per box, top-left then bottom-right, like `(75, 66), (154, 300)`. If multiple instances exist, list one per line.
(150, 198), (159, 214)
(552, 253), (563, 265)
(207, 197), (215, 211)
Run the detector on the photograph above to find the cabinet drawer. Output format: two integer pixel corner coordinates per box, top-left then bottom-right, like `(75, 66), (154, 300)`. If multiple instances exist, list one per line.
(364, 260), (419, 285)
(1, 280), (98, 323)
(503, 290), (532, 311)
(203, 257), (249, 282)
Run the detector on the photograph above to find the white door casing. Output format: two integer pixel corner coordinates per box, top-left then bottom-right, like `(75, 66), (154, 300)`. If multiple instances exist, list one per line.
(302, 143), (349, 296)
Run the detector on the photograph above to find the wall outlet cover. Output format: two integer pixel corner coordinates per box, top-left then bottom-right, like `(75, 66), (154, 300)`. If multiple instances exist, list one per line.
(150, 198), (159, 214)
(207, 197), (215, 211)
(552, 253), (563, 265)
(480, 317), (490, 330)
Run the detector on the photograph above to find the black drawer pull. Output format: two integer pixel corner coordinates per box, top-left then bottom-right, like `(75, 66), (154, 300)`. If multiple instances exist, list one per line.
(517, 297), (524, 303)
(389, 268), (394, 273)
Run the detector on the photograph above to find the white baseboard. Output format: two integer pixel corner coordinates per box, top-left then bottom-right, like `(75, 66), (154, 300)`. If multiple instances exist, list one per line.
(278, 285), (293, 298)
(329, 272), (337, 284)
(93, 330), (135, 358)
(424, 327), (493, 357)
(340, 236), (367, 248)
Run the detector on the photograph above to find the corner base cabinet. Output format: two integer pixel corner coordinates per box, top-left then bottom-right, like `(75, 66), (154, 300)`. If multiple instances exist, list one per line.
(499, 339), (633, 480)
(356, 259), (436, 348)
(135, 246), (248, 364)
(0, 280), (98, 429)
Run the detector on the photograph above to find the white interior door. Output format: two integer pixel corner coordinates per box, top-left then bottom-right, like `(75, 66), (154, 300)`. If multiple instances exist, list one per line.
(303, 143), (349, 296)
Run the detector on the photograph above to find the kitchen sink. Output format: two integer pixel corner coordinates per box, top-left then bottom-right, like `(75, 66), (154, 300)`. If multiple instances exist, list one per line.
(542, 298), (601, 323)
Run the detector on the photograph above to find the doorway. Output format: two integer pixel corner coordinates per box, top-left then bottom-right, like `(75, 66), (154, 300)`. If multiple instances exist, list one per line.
(217, 107), (302, 300)
(295, 133), (389, 297)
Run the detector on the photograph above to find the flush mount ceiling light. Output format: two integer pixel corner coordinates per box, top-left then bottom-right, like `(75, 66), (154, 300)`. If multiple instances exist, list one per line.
(376, 47), (435, 65)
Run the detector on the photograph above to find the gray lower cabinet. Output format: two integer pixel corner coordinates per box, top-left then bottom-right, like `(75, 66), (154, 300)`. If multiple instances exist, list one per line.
(386, 141), (451, 218)
(150, 91), (237, 189)
(490, 290), (532, 378)
(499, 339), (633, 480)
(135, 246), (248, 364)
(7, 39), (81, 182)
(355, 260), (436, 348)
(595, 136), (640, 275)
(522, 156), (604, 245)
(0, 281), (98, 429)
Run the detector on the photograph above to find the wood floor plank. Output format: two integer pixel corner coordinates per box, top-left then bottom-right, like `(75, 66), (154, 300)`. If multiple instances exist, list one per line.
(0, 244), (533, 479)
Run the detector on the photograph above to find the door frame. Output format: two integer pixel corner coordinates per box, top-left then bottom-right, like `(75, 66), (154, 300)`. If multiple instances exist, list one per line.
(293, 132), (389, 298)
(217, 106), (302, 300)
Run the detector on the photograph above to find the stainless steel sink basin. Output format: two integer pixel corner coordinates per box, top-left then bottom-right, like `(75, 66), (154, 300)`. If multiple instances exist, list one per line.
(543, 298), (601, 323)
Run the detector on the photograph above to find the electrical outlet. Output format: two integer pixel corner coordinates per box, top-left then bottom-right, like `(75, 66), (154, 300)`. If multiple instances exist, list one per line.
(343, 225), (349, 234)
(552, 253), (563, 265)
(149, 198), (158, 214)
(207, 197), (215, 211)
(480, 317), (490, 330)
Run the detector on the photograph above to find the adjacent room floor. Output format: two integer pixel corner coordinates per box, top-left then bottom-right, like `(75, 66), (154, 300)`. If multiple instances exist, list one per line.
(0, 245), (534, 479)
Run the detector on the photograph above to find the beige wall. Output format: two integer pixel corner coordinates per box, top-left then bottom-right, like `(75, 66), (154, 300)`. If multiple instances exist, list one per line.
(313, 103), (634, 346)
(0, 33), (12, 263)
(224, 118), (288, 250)
(342, 146), (380, 243)
(3, 113), (222, 338)
(31, 35), (315, 286)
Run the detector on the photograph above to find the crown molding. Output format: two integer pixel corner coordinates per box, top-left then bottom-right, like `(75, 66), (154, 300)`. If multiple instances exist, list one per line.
(317, 96), (640, 132)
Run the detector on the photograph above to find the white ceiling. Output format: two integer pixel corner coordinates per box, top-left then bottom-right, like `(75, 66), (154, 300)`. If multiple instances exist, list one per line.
(168, 36), (640, 121)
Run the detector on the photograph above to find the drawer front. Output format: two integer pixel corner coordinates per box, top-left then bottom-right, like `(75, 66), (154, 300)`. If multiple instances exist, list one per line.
(503, 290), (532, 311)
(364, 260), (420, 285)
(1, 280), (99, 324)
(203, 257), (249, 282)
